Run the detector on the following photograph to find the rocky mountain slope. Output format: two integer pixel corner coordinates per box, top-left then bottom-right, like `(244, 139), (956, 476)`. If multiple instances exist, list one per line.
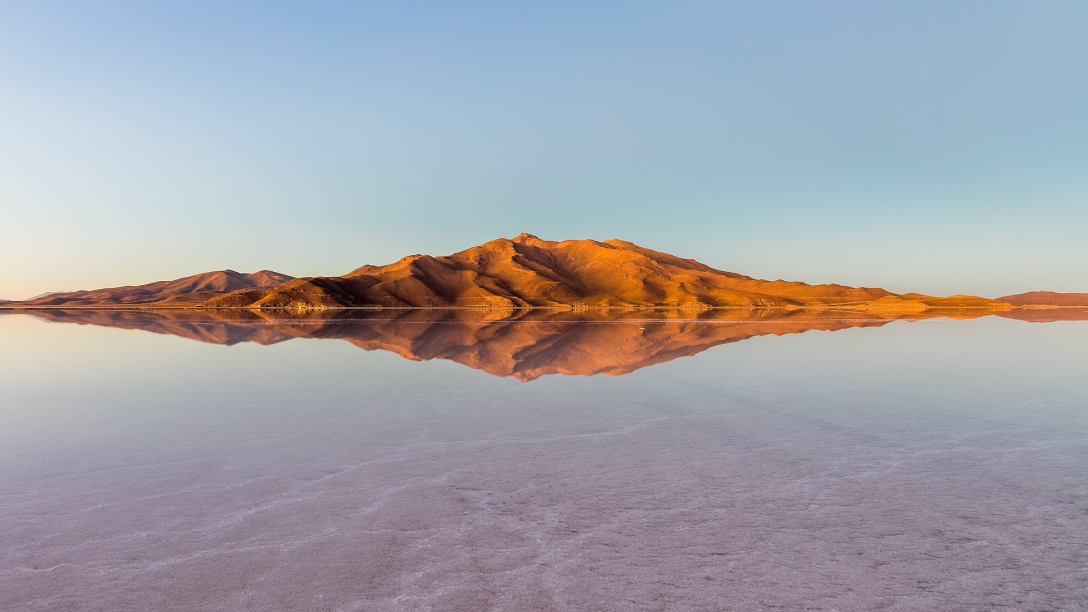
(19, 270), (293, 306)
(2, 235), (1021, 311)
(206, 234), (1005, 311)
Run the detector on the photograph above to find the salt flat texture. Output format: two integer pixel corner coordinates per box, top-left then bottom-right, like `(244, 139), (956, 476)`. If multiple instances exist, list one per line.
(0, 314), (1086, 611)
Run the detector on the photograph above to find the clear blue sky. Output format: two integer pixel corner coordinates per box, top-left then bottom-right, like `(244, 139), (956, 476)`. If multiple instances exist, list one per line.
(2, 1), (1085, 300)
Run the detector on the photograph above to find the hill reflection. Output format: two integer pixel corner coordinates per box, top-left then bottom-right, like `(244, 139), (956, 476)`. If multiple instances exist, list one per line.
(9, 308), (1009, 381)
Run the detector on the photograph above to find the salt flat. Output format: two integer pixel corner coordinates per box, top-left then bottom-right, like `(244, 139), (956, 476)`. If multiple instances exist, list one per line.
(0, 314), (1085, 611)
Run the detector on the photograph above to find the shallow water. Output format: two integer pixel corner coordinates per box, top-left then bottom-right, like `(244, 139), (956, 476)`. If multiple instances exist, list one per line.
(1, 311), (1086, 611)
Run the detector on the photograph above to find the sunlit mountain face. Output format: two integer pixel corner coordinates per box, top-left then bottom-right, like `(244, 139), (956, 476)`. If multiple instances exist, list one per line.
(9, 235), (1013, 311)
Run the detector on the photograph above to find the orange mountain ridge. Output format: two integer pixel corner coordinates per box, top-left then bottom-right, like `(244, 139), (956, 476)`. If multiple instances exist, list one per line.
(3, 235), (1019, 311)
(18, 270), (293, 307)
(205, 234), (1007, 312)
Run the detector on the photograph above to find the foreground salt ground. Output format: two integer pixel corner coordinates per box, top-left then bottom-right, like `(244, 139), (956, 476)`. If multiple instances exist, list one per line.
(0, 315), (1086, 611)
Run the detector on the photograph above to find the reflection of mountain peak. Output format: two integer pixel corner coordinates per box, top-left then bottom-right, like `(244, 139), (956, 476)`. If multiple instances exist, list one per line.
(6, 308), (1000, 381)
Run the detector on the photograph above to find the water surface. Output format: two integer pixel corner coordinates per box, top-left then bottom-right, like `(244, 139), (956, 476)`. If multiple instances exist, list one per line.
(1, 310), (1086, 611)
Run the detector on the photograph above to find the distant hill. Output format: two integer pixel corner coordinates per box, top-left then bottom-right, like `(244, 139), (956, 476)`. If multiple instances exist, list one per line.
(17, 270), (293, 307)
(997, 291), (1088, 307)
(206, 234), (1006, 311)
(28, 291), (71, 300)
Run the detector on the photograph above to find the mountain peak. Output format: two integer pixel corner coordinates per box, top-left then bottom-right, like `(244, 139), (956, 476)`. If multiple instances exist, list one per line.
(201, 235), (1001, 311)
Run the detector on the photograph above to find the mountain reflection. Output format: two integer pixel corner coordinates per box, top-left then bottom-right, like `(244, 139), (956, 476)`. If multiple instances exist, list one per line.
(9, 307), (1016, 381)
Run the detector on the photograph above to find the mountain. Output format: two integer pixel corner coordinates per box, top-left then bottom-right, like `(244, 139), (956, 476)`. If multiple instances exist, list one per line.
(28, 291), (70, 300)
(0, 235), (1014, 311)
(997, 291), (1088, 307)
(1, 308), (995, 381)
(18, 270), (293, 307)
(206, 234), (1006, 311)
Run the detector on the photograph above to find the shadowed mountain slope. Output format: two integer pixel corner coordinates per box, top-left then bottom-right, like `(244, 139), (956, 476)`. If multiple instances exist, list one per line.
(206, 234), (1006, 311)
(998, 292), (1088, 307)
(20, 270), (293, 306)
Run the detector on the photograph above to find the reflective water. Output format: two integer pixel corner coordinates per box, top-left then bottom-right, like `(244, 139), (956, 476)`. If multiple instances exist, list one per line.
(1, 310), (1086, 611)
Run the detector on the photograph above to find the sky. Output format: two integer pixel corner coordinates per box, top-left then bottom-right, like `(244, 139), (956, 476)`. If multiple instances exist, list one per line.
(1, 0), (1086, 300)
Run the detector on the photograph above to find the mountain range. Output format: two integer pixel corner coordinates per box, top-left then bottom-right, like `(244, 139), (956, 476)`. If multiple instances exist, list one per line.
(2, 234), (1079, 311)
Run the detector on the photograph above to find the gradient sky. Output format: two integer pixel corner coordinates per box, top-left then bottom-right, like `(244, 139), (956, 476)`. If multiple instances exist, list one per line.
(1, 1), (1085, 300)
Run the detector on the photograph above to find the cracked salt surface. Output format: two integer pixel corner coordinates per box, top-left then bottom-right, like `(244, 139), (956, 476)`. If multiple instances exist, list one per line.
(0, 315), (1086, 611)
